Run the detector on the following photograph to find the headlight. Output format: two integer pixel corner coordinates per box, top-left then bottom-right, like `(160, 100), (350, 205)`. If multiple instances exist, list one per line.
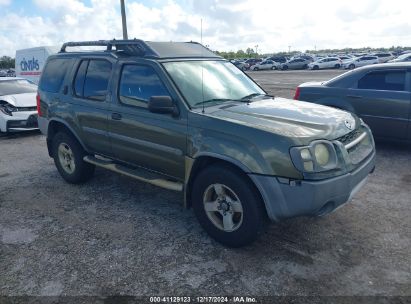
(290, 140), (338, 173)
(0, 102), (17, 116)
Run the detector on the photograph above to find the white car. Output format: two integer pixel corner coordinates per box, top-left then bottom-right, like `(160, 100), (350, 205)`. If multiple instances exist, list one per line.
(308, 57), (342, 70)
(249, 60), (280, 71)
(373, 52), (394, 63)
(0, 77), (38, 134)
(342, 56), (379, 69)
(388, 53), (411, 63)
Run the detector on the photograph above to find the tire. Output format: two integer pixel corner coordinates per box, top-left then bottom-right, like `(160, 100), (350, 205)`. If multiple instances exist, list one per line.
(271, 66), (277, 70)
(52, 132), (95, 184)
(303, 64), (308, 69)
(192, 164), (267, 247)
(282, 65), (288, 70)
(334, 64), (341, 68)
(349, 64), (355, 69)
(313, 65), (319, 70)
(253, 67), (259, 71)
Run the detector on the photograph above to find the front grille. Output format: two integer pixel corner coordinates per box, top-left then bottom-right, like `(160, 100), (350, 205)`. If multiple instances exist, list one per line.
(336, 127), (373, 165)
(336, 129), (363, 145)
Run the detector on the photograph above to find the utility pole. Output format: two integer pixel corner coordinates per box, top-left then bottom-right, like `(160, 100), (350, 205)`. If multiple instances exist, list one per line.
(120, 0), (128, 40)
(255, 44), (258, 58)
(288, 45), (291, 53)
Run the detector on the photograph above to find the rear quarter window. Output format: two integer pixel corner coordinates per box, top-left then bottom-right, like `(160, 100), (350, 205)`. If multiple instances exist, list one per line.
(39, 58), (71, 93)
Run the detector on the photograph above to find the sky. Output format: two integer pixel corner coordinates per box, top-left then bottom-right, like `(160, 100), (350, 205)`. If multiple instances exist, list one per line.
(0, 0), (410, 57)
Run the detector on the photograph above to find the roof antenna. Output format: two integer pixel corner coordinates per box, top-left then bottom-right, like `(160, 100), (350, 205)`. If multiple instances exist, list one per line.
(201, 18), (205, 114)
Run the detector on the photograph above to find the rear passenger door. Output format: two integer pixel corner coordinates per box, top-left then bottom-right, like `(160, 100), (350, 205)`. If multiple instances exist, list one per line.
(68, 58), (114, 156)
(347, 69), (411, 139)
(108, 61), (187, 180)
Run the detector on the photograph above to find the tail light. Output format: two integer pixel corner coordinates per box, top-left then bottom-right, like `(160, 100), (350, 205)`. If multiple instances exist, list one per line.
(36, 92), (42, 117)
(293, 87), (301, 100)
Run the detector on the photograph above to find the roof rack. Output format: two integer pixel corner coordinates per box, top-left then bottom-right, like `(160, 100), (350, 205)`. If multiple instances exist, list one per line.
(59, 39), (157, 57)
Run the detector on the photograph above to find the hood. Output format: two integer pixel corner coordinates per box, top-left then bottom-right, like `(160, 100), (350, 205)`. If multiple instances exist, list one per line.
(209, 97), (358, 141)
(0, 92), (37, 107)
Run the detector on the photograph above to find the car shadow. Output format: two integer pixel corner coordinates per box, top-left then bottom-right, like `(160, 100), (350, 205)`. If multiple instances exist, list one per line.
(0, 130), (42, 140)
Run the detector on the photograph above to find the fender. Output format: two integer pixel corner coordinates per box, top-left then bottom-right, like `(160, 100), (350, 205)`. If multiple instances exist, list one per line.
(46, 118), (89, 156)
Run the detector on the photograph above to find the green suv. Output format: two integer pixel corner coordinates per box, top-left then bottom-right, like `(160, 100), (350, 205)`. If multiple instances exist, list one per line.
(37, 40), (376, 247)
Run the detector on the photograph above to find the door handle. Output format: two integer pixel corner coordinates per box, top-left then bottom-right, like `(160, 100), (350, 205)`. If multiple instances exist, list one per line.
(347, 95), (362, 99)
(111, 113), (122, 120)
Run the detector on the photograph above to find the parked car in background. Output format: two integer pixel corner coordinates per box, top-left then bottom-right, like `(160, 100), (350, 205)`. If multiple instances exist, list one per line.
(243, 58), (262, 70)
(0, 70), (7, 77)
(342, 56), (379, 69)
(279, 58), (310, 70)
(294, 63), (411, 142)
(373, 53), (394, 63)
(267, 56), (288, 63)
(6, 69), (16, 77)
(0, 77), (38, 134)
(249, 60), (280, 71)
(388, 53), (411, 63)
(308, 57), (342, 70)
(232, 60), (247, 70)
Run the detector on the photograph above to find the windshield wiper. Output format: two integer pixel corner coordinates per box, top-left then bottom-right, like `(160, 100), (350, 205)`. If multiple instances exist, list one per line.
(193, 98), (232, 107)
(240, 93), (273, 102)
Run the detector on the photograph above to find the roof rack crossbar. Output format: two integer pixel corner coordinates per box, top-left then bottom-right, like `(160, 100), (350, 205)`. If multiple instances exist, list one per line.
(60, 39), (153, 56)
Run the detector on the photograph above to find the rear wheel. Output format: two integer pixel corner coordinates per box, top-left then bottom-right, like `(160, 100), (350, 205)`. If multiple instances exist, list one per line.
(192, 165), (267, 247)
(349, 64), (355, 69)
(303, 64), (308, 69)
(271, 66), (277, 70)
(52, 132), (95, 184)
(335, 64), (341, 68)
(253, 67), (259, 71)
(282, 65), (288, 70)
(313, 65), (319, 70)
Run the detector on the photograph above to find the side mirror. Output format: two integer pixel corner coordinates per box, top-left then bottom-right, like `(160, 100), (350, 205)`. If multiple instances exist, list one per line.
(148, 96), (179, 116)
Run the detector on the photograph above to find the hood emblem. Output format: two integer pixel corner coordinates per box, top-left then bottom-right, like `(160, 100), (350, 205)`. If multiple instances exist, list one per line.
(344, 119), (354, 130)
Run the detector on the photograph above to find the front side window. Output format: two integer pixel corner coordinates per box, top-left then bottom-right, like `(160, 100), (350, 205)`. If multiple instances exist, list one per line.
(357, 71), (406, 91)
(163, 60), (265, 108)
(119, 65), (170, 107)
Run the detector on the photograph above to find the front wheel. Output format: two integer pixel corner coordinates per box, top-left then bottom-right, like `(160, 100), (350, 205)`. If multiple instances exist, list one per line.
(271, 66), (277, 70)
(192, 165), (267, 247)
(253, 67), (259, 71)
(52, 132), (95, 184)
(349, 64), (355, 69)
(282, 65), (288, 70)
(335, 64), (341, 68)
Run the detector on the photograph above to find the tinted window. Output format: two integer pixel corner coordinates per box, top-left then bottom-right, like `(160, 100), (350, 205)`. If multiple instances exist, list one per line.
(358, 71), (406, 91)
(0, 79), (37, 95)
(39, 59), (71, 93)
(119, 65), (170, 107)
(74, 60), (88, 97)
(82, 60), (112, 100)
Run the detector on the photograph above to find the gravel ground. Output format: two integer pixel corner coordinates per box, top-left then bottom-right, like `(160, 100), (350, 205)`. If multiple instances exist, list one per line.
(0, 70), (410, 298)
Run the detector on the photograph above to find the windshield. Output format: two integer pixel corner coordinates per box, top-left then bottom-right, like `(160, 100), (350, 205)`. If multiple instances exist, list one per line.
(0, 79), (37, 96)
(163, 60), (265, 108)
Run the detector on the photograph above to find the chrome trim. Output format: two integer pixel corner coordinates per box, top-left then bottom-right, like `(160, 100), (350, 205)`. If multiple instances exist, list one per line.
(345, 132), (367, 150)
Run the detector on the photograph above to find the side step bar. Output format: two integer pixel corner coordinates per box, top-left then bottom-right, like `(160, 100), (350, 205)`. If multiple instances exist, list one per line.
(83, 156), (183, 192)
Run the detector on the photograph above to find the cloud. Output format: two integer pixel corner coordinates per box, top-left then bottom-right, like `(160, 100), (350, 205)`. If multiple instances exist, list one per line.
(0, 0), (410, 57)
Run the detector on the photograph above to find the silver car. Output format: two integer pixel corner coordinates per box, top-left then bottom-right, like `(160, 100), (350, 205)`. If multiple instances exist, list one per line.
(280, 58), (310, 70)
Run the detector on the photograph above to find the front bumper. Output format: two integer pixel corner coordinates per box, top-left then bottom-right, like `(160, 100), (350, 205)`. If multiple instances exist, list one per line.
(0, 111), (38, 132)
(249, 151), (376, 222)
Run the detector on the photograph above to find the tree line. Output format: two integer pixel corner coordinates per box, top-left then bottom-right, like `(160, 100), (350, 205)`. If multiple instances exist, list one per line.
(0, 56), (15, 69)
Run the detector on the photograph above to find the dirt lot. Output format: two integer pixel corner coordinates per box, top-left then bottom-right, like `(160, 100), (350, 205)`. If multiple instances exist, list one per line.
(0, 70), (410, 298)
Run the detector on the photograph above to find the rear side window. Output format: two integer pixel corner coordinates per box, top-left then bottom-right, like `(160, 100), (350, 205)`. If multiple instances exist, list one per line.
(119, 65), (170, 108)
(73, 59), (112, 101)
(39, 59), (71, 93)
(358, 71), (406, 91)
